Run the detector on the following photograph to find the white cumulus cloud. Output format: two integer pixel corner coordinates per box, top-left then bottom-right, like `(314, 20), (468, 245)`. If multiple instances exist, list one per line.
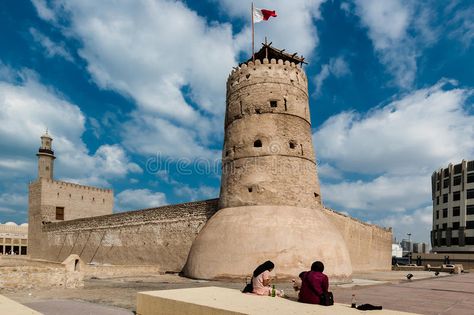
(0, 64), (141, 187)
(314, 81), (473, 242)
(314, 56), (351, 94)
(116, 189), (167, 211)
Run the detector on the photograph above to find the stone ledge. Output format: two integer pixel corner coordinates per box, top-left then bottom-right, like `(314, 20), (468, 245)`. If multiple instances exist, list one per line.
(136, 287), (417, 315)
(0, 295), (42, 315)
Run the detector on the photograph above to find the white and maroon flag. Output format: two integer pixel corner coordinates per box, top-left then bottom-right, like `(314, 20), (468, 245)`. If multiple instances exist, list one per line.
(253, 8), (277, 23)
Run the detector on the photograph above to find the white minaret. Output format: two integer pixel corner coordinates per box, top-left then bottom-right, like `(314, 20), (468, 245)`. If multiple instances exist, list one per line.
(36, 130), (55, 180)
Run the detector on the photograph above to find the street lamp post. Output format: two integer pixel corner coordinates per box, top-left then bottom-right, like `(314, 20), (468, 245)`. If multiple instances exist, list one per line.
(407, 233), (412, 264)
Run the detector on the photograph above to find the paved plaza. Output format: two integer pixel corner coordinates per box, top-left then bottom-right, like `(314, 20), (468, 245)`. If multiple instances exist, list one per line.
(2, 271), (473, 314)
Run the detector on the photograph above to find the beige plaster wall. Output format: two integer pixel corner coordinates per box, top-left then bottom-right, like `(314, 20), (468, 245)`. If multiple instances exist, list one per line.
(39, 178), (113, 221)
(31, 199), (218, 272)
(323, 208), (392, 271)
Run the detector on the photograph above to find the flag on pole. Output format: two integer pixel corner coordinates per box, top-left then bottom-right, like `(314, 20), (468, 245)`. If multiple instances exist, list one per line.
(253, 8), (277, 23)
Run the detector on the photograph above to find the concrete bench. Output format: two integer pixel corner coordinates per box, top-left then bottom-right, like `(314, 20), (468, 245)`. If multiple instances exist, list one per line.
(137, 286), (417, 315)
(0, 295), (43, 315)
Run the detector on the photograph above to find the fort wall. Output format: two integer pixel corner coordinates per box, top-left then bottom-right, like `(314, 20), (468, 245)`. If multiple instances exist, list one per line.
(323, 208), (392, 271)
(33, 199), (218, 272)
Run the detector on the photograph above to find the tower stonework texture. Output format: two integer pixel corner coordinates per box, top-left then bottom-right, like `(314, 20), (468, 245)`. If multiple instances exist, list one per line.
(219, 57), (321, 209)
(184, 46), (353, 282)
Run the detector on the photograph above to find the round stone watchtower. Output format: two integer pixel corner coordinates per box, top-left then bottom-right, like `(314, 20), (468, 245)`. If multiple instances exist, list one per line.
(219, 51), (321, 209)
(184, 44), (352, 282)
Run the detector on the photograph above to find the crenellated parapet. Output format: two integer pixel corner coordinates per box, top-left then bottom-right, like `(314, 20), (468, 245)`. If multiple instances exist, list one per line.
(225, 58), (309, 128)
(227, 58), (307, 92)
(42, 178), (113, 193)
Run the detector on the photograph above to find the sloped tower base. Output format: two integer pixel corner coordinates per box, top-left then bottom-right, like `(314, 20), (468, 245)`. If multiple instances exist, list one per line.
(183, 206), (353, 283)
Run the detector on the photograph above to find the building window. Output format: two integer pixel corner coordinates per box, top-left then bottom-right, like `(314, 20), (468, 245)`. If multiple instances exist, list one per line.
(454, 163), (462, 174)
(443, 209), (448, 218)
(289, 141), (296, 149)
(467, 221), (474, 229)
(467, 173), (474, 183)
(453, 176), (462, 186)
(436, 196), (439, 205)
(466, 237), (474, 245)
(436, 182), (440, 191)
(443, 178), (450, 188)
(435, 224), (439, 230)
(436, 210), (439, 219)
(467, 205), (474, 215)
(467, 189), (474, 199)
(444, 168), (450, 178)
(453, 207), (460, 216)
(440, 238), (446, 246)
(451, 237), (459, 245)
(270, 100), (278, 108)
(254, 140), (262, 148)
(443, 194), (448, 203)
(56, 207), (64, 220)
(468, 160), (474, 171)
(442, 223), (447, 230)
(453, 191), (461, 201)
(453, 222), (460, 229)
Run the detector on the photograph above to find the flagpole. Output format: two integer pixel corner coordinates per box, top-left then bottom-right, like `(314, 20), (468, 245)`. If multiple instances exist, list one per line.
(251, 2), (255, 61)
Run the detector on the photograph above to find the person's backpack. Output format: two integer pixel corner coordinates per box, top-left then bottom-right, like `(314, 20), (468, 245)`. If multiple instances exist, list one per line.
(304, 271), (334, 306)
(319, 291), (334, 306)
(242, 277), (253, 293)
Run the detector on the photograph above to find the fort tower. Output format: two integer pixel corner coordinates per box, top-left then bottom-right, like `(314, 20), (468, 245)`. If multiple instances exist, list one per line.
(184, 44), (353, 281)
(36, 130), (55, 180)
(28, 132), (113, 259)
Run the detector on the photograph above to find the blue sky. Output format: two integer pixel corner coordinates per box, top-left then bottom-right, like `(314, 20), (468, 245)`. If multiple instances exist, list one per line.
(0, 0), (473, 244)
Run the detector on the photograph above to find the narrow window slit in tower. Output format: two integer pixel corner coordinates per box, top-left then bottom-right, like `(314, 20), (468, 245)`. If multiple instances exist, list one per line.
(300, 144), (304, 155)
(314, 193), (319, 198)
(284, 98), (287, 111)
(225, 150), (231, 157)
(270, 100), (277, 108)
(246, 74), (251, 79)
(254, 140), (262, 148)
(240, 101), (243, 115)
(289, 141), (296, 149)
(248, 187), (253, 193)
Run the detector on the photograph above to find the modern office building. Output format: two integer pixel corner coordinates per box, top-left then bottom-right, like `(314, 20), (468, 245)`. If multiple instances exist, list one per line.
(431, 160), (474, 252)
(412, 242), (427, 254)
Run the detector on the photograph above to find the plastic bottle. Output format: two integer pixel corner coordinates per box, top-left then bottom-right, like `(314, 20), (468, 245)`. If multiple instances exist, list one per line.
(271, 285), (276, 297)
(351, 294), (356, 308)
